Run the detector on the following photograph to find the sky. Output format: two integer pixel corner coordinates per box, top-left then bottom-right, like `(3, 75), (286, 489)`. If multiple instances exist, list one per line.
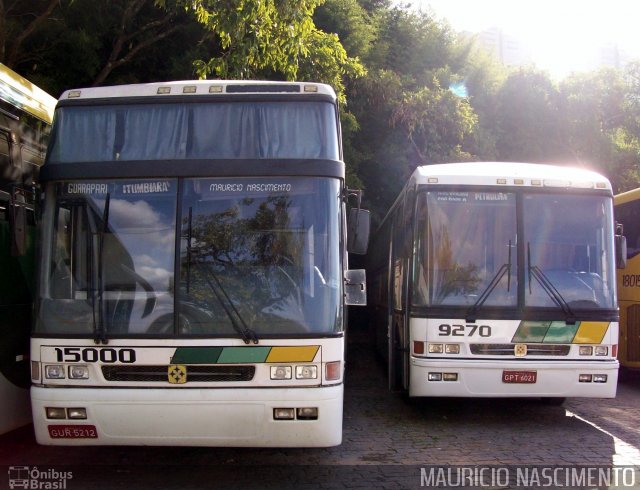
(416, 0), (640, 78)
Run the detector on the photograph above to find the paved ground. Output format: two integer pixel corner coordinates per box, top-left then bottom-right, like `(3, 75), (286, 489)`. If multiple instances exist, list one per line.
(1, 324), (639, 489)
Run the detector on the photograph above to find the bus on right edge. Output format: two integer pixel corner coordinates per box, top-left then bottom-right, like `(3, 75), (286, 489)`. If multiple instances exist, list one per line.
(369, 162), (625, 403)
(614, 187), (640, 371)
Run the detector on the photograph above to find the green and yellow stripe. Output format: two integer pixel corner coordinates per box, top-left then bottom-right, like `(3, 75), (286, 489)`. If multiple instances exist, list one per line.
(170, 346), (320, 364)
(512, 321), (609, 344)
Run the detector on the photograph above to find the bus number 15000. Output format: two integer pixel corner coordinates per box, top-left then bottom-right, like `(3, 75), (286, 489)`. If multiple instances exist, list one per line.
(438, 324), (492, 337)
(54, 347), (136, 363)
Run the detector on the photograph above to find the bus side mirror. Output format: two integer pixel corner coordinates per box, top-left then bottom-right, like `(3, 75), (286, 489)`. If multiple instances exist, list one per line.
(9, 188), (27, 257)
(344, 269), (367, 306)
(347, 208), (370, 255)
(615, 234), (627, 270)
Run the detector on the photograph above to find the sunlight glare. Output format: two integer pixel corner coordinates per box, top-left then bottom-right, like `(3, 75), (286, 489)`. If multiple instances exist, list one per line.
(420, 0), (640, 78)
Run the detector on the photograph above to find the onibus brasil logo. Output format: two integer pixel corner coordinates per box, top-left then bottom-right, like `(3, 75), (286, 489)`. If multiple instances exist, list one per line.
(8, 466), (73, 489)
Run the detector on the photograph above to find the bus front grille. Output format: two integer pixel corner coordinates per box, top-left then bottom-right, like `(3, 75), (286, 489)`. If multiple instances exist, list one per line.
(101, 365), (256, 382)
(470, 344), (571, 356)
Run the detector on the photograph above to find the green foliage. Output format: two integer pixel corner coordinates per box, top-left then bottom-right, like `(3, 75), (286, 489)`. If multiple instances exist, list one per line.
(623, 62), (640, 138)
(2, 0), (639, 209)
(5, 0), (201, 95)
(314, 0), (377, 60)
(609, 128), (640, 192)
(391, 80), (477, 164)
(493, 68), (567, 162)
(559, 67), (640, 191)
(176, 0), (364, 102)
(345, 8), (479, 220)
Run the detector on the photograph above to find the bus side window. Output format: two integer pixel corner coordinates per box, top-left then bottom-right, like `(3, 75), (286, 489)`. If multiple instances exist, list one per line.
(0, 130), (11, 178)
(616, 200), (640, 260)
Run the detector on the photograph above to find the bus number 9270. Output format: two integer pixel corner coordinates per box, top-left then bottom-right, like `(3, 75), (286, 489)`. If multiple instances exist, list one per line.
(438, 324), (492, 337)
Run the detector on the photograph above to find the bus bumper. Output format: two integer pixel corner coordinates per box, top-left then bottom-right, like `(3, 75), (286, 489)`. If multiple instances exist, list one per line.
(31, 384), (343, 447)
(408, 358), (619, 398)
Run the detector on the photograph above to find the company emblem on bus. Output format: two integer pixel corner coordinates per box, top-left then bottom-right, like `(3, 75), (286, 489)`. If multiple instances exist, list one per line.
(168, 365), (187, 384)
(514, 344), (528, 357)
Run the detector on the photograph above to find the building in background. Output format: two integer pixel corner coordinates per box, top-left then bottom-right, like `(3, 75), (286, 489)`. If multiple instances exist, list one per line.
(475, 27), (533, 66)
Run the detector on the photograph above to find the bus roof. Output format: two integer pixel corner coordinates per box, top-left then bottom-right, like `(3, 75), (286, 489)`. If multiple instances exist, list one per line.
(412, 162), (612, 192)
(59, 80), (337, 101)
(0, 63), (57, 123)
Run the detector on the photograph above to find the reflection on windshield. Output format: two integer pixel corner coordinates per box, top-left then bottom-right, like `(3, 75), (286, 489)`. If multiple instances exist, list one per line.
(37, 180), (177, 336)
(411, 190), (616, 312)
(523, 194), (615, 309)
(413, 191), (517, 307)
(35, 177), (343, 337)
(178, 178), (342, 335)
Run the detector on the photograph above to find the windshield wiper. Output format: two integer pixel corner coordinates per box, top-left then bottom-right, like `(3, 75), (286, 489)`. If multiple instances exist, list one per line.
(466, 240), (512, 323)
(193, 261), (259, 344)
(94, 192), (111, 345)
(527, 242), (576, 324)
(185, 208), (258, 344)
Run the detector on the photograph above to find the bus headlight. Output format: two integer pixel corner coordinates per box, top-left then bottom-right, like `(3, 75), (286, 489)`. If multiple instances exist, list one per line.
(45, 365), (66, 379)
(67, 408), (88, 419)
(445, 344), (460, 354)
(296, 407), (318, 420)
(579, 346), (593, 356)
(295, 365), (317, 379)
(594, 346), (608, 356)
(46, 407), (67, 419)
(273, 408), (295, 420)
(270, 366), (292, 380)
(69, 365), (90, 379)
(428, 344), (444, 354)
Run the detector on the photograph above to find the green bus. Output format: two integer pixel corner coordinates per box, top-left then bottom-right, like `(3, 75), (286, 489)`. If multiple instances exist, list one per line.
(0, 63), (56, 434)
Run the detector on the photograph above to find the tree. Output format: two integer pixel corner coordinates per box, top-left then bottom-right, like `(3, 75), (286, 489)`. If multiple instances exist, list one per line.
(623, 62), (640, 141)
(0, 0), (61, 68)
(458, 36), (507, 161)
(343, 7), (478, 220)
(390, 80), (477, 165)
(90, 0), (186, 86)
(313, 0), (377, 62)
(3, 0), (198, 95)
(494, 68), (567, 163)
(560, 69), (626, 166)
(175, 0), (365, 101)
(559, 67), (640, 191)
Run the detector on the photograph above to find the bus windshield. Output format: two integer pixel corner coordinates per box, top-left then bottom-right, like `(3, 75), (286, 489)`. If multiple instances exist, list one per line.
(412, 190), (616, 311)
(413, 191), (517, 307)
(523, 194), (615, 310)
(47, 101), (339, 162)
(36, 177), (343, 337)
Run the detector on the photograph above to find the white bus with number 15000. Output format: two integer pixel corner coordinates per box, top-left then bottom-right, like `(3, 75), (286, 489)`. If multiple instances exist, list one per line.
(30, 80), (370, 447)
